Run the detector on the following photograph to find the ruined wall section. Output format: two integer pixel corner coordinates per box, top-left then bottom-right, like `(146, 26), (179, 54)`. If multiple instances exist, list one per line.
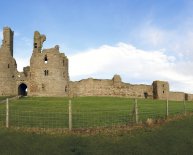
(69, 78), (113, 97)
(169, 92), (185, 101)
(69, 75), (153, 98)
(0, 27), (17, 96)
(33, 31), (46, 53)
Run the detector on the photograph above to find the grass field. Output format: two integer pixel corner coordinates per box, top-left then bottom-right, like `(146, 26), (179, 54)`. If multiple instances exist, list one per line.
(0, 96), (193, 129)
(0, 115), (193, 155)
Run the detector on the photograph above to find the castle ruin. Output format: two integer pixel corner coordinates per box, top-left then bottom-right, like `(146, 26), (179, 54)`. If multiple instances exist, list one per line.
(0, 27), (69, 97)
(0, 27), (193, 101)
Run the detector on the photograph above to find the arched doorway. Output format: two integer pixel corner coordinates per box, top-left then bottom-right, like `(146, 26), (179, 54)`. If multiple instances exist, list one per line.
(18, 83), (28, 96)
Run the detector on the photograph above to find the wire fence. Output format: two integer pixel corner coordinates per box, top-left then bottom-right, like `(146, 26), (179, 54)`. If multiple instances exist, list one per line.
(0, 97), (193, 131)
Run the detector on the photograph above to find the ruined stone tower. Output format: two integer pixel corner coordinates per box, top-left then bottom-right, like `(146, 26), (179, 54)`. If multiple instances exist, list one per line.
(2, 27), (14, 56)
(28, 31), (69, 96)
(152, 81), (169, 100)
(0, 27), (17, 96)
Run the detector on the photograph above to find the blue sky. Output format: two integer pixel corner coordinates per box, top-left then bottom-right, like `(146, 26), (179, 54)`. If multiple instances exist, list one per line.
(1, 0), (193, 93)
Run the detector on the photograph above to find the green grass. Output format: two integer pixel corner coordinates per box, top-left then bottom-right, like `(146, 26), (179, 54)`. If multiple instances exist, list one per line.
(0, 96), (14, 100)
(0, 96), (193, 129)
(0, 115), (193, 155)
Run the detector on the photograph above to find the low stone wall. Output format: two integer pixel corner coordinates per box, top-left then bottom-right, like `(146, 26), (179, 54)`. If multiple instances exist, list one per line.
(169, 92), (185, 101)
(69, 78), (153, 98)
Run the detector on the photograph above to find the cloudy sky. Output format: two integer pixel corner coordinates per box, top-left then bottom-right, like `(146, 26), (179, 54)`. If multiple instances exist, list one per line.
(1, 0), (193, 93)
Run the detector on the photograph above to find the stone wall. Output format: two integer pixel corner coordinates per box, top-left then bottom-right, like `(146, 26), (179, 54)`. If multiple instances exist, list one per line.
(69, 75), (153, 98)
(169, 92), (185, 101)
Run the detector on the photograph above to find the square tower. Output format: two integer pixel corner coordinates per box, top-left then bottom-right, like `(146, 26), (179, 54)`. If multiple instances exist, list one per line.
(152, 81), (169, 100)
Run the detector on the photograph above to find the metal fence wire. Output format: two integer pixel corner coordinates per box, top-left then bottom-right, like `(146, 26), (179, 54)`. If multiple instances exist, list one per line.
(0, 97), (193, 130)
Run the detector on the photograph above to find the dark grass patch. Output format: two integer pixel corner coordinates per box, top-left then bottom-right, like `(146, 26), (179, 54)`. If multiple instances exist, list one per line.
(0, 115), (193, 155)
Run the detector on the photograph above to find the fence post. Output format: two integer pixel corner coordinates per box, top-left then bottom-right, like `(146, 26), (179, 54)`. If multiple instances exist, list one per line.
(134, 99), (139, 124)
(68, 99), (72, 131)
(6, 98), (9, 128)
(166, 98), (169, 119)
(183, 100), (186, 116)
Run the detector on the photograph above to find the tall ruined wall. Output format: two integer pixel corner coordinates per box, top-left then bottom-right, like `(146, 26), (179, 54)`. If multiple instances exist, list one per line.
(169, 92), (185, 101)
(29, 31), (69, 96)
(0, 27), (17, 96)
(69, 75), (153, 98)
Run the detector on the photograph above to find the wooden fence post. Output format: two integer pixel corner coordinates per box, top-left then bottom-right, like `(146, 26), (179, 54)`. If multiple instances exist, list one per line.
(166, 98), (169, 118)
(6, 98), (9, 128)
(183, 100), (186, 116)
(69, 99), (72, 131)
(134, 99), (139, 124)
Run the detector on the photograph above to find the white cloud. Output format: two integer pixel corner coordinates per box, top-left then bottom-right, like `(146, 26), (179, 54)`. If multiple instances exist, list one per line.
(69, 42), (173, 79)
(137, 20), (193, 61)
(69, 42), (193, 93)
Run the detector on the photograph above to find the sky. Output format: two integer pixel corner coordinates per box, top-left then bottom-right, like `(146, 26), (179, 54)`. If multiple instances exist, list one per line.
(1, 0), (193, 93)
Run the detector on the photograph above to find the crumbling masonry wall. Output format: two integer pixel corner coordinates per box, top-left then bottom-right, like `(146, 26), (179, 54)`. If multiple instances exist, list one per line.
(69, 77), (193, 101)
(69, 75), (153, 98)
(169, 92), (185, 101)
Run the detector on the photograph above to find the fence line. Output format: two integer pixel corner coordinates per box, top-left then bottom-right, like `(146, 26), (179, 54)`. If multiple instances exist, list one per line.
(166, 98), (169, 118)
(0, 98), (193, 131)
(0, 96), (21, 104)
(134, 99), (138, 124)
(184, 100), (186, 116)
(6, 98), (9, 128)
(68, 99), (72, 131)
